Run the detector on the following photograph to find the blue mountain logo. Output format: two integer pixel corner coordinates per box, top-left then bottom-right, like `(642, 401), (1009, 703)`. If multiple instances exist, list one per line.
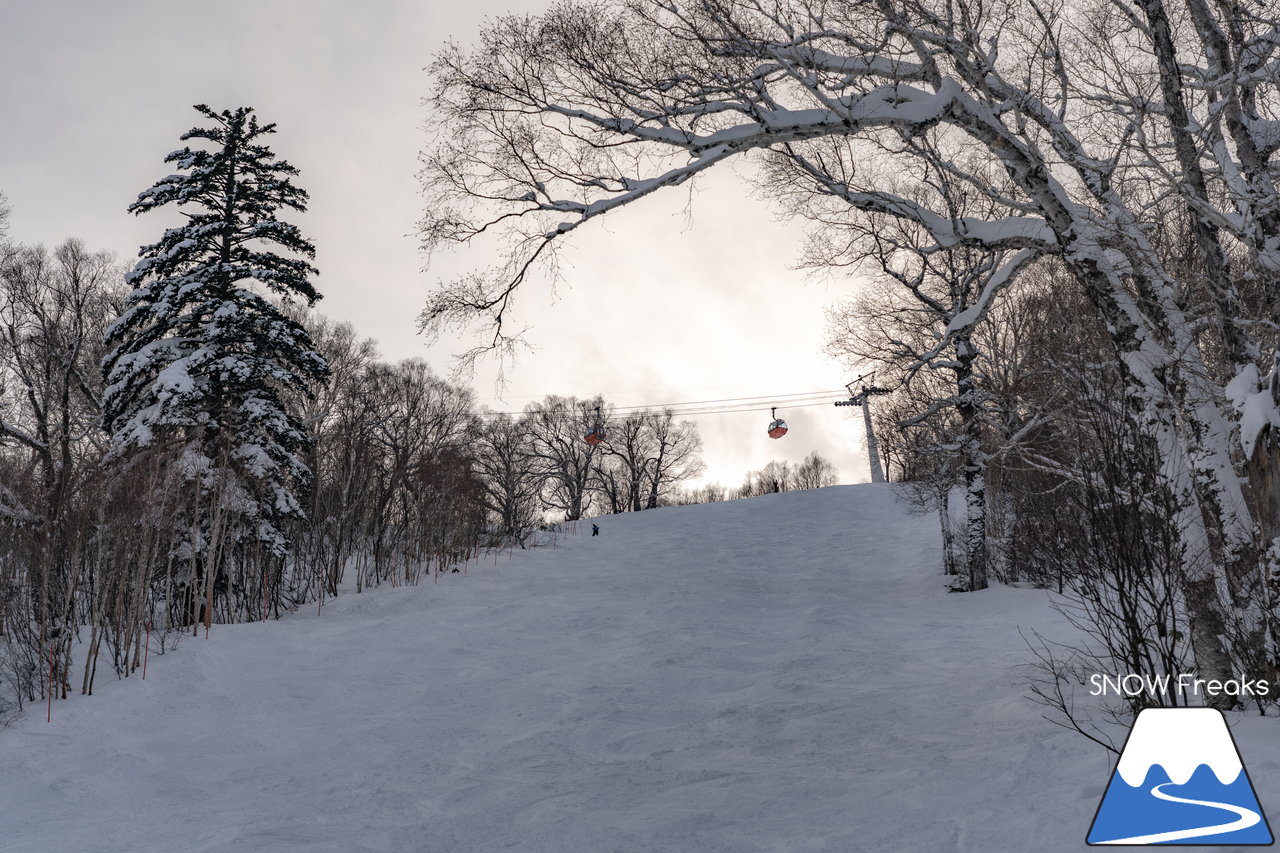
(1087, 707), (1273, 845)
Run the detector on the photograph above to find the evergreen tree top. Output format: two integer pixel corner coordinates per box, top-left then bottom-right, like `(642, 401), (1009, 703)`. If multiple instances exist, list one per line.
(125, 104), (319, 305)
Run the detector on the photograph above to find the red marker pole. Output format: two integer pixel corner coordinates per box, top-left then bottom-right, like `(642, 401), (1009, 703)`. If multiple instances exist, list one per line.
(47, 644), (53, 723)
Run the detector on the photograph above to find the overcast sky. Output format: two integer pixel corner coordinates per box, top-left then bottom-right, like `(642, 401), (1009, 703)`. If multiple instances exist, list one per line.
(0, 0), (877, 488)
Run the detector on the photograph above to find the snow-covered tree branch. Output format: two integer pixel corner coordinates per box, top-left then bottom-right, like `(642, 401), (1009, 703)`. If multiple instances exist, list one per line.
(423, 0), (1280, 702)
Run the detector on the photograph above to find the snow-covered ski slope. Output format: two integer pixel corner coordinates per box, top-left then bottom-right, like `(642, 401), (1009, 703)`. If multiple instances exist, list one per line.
(4, 484), (1278, 852)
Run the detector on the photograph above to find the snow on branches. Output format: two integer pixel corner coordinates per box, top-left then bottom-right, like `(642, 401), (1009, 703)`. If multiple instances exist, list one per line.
(423, 0), (1280, 698)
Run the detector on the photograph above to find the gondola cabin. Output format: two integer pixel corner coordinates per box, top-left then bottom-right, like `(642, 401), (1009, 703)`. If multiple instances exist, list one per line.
(767, 407), (788, 439)
(584, 406), (606, 446)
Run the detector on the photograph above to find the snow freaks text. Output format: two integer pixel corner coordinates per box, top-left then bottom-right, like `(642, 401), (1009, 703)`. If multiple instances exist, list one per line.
(1089, 673), (1272, 700)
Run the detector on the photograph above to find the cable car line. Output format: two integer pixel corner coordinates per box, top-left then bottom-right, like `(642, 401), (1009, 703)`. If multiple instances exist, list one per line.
(606, 388), (846, 412)
(481, 388), (847, 419)
(603, 399), (842, 419)
(477, 388), (869, 448)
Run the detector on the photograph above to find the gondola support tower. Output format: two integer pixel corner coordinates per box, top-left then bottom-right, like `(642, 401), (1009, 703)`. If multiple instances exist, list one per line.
(835, 375), (891, 483)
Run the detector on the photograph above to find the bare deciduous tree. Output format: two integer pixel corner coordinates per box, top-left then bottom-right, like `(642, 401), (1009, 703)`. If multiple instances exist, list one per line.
(792, 451), (838, 491)
(474, 412), (544, 543)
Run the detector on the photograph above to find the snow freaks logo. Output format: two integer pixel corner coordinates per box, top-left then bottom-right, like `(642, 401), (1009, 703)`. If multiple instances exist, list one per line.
(1086, 707), (1274, 846)
(1089, 672), (1271, 700)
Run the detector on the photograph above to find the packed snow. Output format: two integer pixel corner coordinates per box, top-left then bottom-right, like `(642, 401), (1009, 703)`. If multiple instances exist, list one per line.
(4, 484), (1277, 852)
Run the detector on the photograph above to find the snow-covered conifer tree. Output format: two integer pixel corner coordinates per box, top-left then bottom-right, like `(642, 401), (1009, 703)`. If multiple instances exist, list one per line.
(102, 105), (329, 577)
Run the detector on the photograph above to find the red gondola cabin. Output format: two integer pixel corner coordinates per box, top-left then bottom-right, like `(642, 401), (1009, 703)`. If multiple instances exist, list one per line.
(767, 407), (787, 439)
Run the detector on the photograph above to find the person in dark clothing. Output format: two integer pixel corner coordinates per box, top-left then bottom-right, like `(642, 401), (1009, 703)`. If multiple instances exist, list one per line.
(591, 524), (599, 536)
